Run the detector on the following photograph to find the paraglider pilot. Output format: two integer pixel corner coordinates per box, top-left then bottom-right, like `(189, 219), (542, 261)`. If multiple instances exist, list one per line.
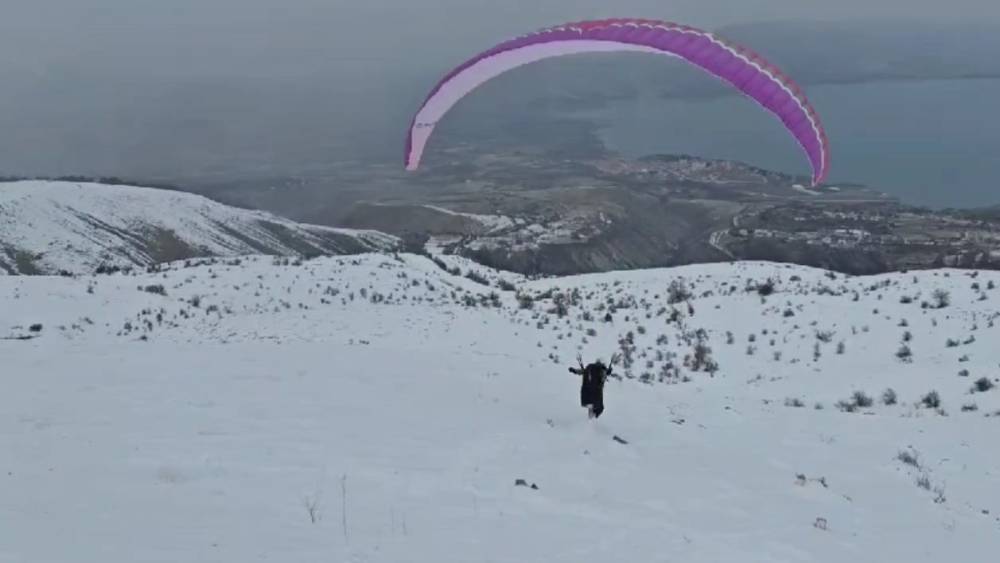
(569, 354), (617, 419)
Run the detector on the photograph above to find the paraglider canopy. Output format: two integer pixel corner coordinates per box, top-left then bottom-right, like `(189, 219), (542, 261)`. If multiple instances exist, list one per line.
(405, 18), (830, 186)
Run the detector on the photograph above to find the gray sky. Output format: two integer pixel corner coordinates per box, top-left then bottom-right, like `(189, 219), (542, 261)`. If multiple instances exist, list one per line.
(1, 0), (998, 180)
(3, 0), (999, 75)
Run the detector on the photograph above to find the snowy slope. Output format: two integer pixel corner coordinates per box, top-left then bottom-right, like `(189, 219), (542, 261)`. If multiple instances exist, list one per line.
(0, 181), (398, 275)
(420, 204), (516, 232)
(3, 255), (1000, 562)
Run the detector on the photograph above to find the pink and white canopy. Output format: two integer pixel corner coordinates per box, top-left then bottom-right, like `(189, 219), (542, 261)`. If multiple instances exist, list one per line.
(405, 18), (830, 185)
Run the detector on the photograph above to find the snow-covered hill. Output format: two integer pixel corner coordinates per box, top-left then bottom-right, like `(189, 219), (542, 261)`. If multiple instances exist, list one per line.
(0, 181), (398, 275)
(3, 255), (1000, 562)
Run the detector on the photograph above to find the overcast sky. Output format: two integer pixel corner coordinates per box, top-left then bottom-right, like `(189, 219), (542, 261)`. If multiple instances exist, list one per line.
(2, 0), (998, 76)
(1, 0), (998, 181)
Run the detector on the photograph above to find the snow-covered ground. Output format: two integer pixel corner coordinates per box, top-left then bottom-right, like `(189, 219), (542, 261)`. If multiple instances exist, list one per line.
(3, 254), (1000, 562)
(0, 181), (397, 275)
(420, 205), (516, 233)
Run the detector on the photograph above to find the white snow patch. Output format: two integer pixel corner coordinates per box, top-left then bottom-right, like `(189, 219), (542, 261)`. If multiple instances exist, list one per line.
(420, 204), (516, 232)
(0, 181), (396, 274)
(2, 255), (1000, 562)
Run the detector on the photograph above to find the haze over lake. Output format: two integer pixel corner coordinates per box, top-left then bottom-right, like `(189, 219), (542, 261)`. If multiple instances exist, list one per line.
(577, 79), (1000, 209)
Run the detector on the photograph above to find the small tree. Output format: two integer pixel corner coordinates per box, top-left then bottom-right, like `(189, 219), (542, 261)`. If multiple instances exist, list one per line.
(756, 278), (776, 297)
(465, 270), (490, 286)
(852, 391), (874, 408)
(815, 330), (834, 343)
(883, 388), (898, 406)
(497, 279), (517, 292)
(691, 341), (716, 372)
(921, 391), (941, 409)
(549, 293), (569, 317)
(143, 284), (167, 296)
(932, 289), (951, 309)
(667, 279), (692, 304)
(897, 449), (920, 467)
(973, 377), (995, 393)
(896, 345), (913, 363)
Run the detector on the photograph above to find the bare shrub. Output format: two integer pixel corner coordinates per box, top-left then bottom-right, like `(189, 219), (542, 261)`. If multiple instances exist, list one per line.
(916, 474), (931, 491)
(921, 391), (941, 409)
(143, 284), (167, 296)
(852, 391), (874, 408)
(932, 289), (951, 309)
(896, 345), (913, 363)
(497, 279), (517, 292)
(897, 449), (920, 468)
(882, 388), (898, 406)
(973, 377), (995, 393)
(667, 279), (692, 304)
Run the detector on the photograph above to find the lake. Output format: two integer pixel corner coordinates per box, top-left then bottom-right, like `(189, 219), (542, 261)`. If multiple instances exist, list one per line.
(572, 79), (1000, 209)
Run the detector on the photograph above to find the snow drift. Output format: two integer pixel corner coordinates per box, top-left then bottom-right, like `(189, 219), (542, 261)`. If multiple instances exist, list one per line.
(0, 180), (398, 275)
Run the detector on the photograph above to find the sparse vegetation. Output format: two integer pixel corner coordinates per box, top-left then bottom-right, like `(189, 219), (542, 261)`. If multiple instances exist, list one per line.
(755, 278), (776, 297)
(897, 449), (920, 468)
(815, 330), (834, 343)
(896, 344), (913, 362)
(835, 399), (858, 413)
(921, 391), (941, 409)
(838, 391), (874, 413)
(497, 279), (517, 292)
(972, 377), (995, 393)
(143, 284), (167, 296)
(916, 474), (932, 491)
(689, 339), (718, 374)
(464, 270), (490, 286)
(883, 388), (898, 406)
(933, 486), (946, 504)
(932, 289), (951, 309)
(667, 279), (692, 304)
(852, 391), (874, 408)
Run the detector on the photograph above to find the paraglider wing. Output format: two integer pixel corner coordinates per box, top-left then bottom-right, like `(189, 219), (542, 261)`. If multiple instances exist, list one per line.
(405, 19), (829, 186)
